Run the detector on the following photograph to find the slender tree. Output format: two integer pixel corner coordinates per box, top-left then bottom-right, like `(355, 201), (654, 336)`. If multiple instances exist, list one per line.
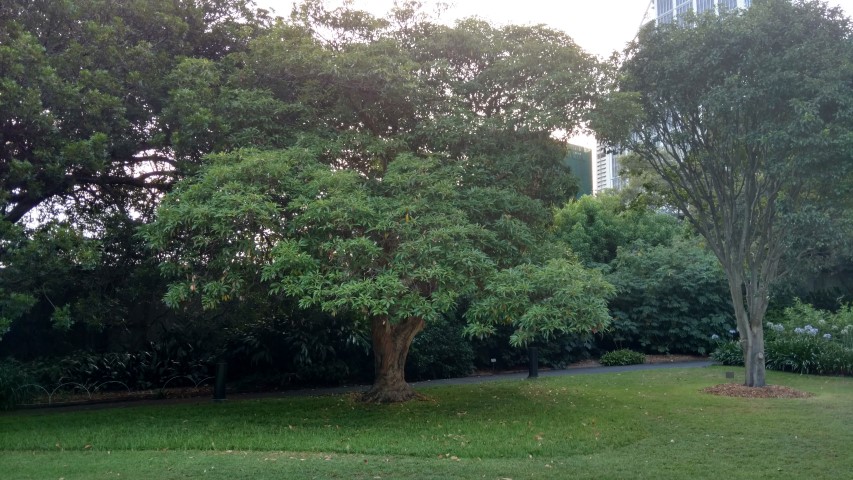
(595, 0), (853, 386)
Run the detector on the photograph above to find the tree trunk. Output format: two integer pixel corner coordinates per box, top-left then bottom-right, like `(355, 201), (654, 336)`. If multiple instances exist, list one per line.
(362, 316), (425, 403)
(726, 269), (768, 387)
(742, 323), (766, 387)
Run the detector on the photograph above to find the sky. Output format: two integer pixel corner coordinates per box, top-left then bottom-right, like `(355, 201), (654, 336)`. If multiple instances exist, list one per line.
(255, 0), (853, 149)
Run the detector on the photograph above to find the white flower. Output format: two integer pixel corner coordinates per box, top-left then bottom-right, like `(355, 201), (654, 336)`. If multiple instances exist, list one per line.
(711, 334), (720, 340)
(823, 334), (832, 340)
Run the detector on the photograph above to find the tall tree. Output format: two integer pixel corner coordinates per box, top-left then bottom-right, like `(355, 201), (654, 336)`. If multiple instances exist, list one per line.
(146, 2), (611, 402)
(0, 0), (272, 225)
(0, 0), (287, 339)
(594, 0), (853, 386)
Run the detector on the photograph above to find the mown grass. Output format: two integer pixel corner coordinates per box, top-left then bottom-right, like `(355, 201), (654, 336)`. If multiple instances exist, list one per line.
(1, 367), (850, 479)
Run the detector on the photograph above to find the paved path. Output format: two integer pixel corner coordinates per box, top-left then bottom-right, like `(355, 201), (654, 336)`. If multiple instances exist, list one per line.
(15, 360), (713, 413)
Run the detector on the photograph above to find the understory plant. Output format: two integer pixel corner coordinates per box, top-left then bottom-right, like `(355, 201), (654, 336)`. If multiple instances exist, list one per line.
(599, 349), (646, 366)
(711, 300), (853, 375)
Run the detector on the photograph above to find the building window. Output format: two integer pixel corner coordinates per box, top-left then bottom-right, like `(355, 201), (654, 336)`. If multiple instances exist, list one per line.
(718, 0), (738, 12)
(676, 0), (692, 26)
(697, 0), (715, 13)
(657, 0), (674, 23)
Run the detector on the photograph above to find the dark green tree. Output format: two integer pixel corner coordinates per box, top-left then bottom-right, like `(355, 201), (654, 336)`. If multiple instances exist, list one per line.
(0, 0), (286, 340)
(145, 2), (611, 402)
(0, 0), (273, 225)
(145, 150), (614, 402)
(594, 0), (853, 386)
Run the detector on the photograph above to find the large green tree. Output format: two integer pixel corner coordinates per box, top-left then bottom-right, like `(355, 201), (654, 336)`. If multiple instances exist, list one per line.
(595, 0), (853, 386)
(0, 0), (291, 340)
(0, 0), (273, 225)
(145, 2), (612, 402)
(145, 150), (613, 402)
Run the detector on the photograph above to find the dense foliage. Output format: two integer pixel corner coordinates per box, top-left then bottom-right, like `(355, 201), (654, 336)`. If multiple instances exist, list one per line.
(140, 1), (613, 401)
(554, 194), (734, 356)
(606, 238), (733, 355)
(553, 194), (681, 267)
(0, 0), (613, 402)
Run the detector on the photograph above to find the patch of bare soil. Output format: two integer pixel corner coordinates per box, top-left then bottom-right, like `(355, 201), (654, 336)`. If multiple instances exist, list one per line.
(702, 384), (814, 399)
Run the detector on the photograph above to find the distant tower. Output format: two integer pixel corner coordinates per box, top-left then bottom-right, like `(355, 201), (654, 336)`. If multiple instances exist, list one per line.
(594, 146), (625, 194)
(655, 0), (751, 25)
(564, 144), (594, 197)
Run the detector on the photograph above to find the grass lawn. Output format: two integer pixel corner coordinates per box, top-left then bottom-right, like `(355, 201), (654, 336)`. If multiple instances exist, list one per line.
(1, 366), (850, 479)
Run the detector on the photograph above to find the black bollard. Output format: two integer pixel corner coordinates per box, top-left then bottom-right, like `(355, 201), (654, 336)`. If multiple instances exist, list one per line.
(528, 346), (539, 379)
(213, 361), (228, 401)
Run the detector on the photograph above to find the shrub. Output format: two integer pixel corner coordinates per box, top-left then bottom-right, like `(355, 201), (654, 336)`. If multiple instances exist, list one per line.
(710, 341), (744, 366)
(600, 349), (646, 366)
(765, 335), (823, 374)
(224, 312), (373, 387)
(605, 238), (734, 355)
(765, 329), (852, 376)
(0, 359), (36, 410)
(471, 325), (601, 371)
(407, 316), (474, 381)
(761, 300), (853, 375)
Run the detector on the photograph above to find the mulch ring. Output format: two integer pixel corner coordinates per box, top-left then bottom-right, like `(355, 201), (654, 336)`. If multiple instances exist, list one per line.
(702, 383), (813, 399)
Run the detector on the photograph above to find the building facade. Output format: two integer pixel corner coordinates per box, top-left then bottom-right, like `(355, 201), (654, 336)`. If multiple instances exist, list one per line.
(594, 146), (625, 193)
(564, 144), (594, 197)
(655, 0), (751, 25)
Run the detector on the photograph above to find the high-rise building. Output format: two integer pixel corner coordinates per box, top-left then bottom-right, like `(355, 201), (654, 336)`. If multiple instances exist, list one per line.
(655, 0), (751, 25)
(594, 146), (626, 193)
(563, 144), (594, 197)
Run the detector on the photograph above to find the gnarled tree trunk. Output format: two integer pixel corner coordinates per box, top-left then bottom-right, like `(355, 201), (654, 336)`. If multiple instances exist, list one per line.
(362, 315), (425, 403)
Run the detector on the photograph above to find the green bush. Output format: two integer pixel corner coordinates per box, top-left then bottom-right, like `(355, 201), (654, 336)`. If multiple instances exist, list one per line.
(0, 359), (35, 409)
(765, 331), (852, 376)
(407, 317), (474, 381)
(599, 349), (646, 366)
(605, 238), (734, 355)
(762, 300), (853, 375)
(710, 341), (744, 366)
(224, 312), (373, 387)
(765, 335), (824, 374)
(710, 300), (853, 376)
(54, 341), (215, 391)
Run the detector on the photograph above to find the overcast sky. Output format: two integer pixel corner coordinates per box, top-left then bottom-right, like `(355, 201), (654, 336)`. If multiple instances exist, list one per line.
(255, 0), (853, 149)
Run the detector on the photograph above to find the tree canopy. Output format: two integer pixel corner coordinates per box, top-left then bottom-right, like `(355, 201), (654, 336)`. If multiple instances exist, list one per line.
(140, 1), (612, 401)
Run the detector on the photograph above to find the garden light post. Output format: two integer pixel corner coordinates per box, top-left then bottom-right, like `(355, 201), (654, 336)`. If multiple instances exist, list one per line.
(528, 346), (538, 379)
(213, 361), (227, 401)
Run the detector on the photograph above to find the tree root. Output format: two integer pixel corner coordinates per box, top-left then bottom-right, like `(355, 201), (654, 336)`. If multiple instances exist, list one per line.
(360, 384), (421, 403)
